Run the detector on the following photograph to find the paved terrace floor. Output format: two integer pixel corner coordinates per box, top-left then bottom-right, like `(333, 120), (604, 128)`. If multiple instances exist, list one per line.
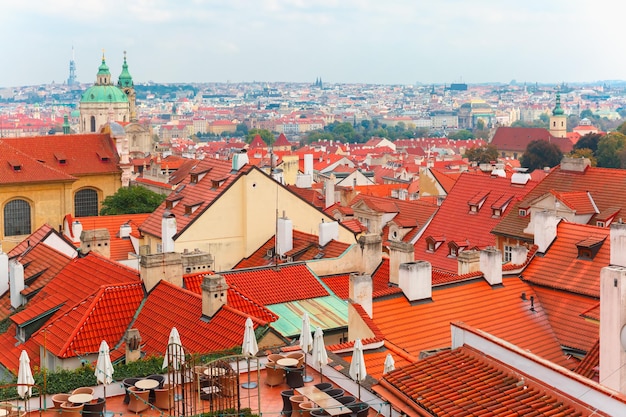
(21, 366), (381, 417)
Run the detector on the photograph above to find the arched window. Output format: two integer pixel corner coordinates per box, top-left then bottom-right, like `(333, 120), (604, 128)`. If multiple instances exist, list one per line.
(4, 199), (31, 236)
(75, 189), (98, 217)
(90, 116), (96, 132)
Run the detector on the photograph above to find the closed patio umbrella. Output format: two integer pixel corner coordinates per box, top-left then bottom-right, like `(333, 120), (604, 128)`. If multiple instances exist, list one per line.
(311, 327), (328, 382)
(242, 317), (258, 389)
(17, 350), (35, 399)
(299, 312), (313, 382)
(383, 353), (395, 375)
(95, 340), (114, 413)
(349, 339), (367, 400)
(162, 327), (185, 370)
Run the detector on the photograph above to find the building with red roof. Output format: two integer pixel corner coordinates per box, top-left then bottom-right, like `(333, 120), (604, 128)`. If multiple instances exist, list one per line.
(491, 126), (573, 159)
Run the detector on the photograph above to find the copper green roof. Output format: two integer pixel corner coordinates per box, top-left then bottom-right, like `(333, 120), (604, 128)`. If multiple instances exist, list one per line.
(118, 52), (133, 88)
(97, 55), (110, 76)
(553, 92), (565, 116)
(266, 295), (348, 337)
(80, 85), (128, 103)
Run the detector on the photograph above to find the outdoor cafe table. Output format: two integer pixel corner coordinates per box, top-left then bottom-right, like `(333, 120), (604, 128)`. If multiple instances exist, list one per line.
(135, 379), (160, 390)
(276, 357), (299, 368)
(0, 409), (8, 417)
(296, 386), (351, 416)
(68, 393), (94, 404)
(203, 367), (227, 377)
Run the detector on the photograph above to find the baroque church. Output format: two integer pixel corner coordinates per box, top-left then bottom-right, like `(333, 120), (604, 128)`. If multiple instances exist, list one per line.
(79, 52), (153, 158)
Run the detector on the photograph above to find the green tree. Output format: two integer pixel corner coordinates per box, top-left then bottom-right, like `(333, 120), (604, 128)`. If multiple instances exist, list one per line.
(568, 148), (597, 166)
(328, 122), (356, 142)
(580, 109), (595, 119)
(100, 186), (166, 215)
(448, 129), (474, 140)
(596, 132), (626, 168)
(573, 133), (602, 153)
(235, 123), (248, 136)
(519, 140), (563, 172)
(464, 145), (499, 164)
(245, 128), (275, 145)
(475, 119), (486, 130)
(616, 121), (626, 136)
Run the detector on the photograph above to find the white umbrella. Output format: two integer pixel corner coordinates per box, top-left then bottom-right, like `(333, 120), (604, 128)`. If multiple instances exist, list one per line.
(299, 312), (313, 382)
(95, 340), (114, 412)
(383, 353), (395, 375)
(162, 327), (185, 370)
(242, 317), (258, 389)
(311, 327), (328, 382)
(17, 350), (35, 399)
(349, 339), (367, 400)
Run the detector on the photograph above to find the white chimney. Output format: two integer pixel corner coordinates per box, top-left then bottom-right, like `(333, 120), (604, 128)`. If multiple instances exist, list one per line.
(349, 273), (373, 318)
(533, 210), (560, 253)
(0, 244), (8, 297)
(480, 247), (502, 286)
(162, 212), (176, 253)
(510, 245), (529, 265)
(231, 150), (249, 172)
(276, 214), (293, 256)
(319, 220), (339, 246)
(9, 259), (24, 309)
(304, 154), (313, 176)
(599, 265), (626, 394)
(399, 261), (432, 302)
(325, 177), (335, 208)
(610, 222), (626, 267)
(120, 223), (132, 239)
(71, 220), (83, 244)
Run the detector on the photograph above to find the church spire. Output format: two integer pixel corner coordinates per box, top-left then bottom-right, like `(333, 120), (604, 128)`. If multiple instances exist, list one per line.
(118, 50), (134, 88)
(552, 92), (565, 116)
(96, 50), (111, 85)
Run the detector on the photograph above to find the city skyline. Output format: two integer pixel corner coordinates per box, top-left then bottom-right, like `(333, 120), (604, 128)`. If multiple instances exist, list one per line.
(1, 0), (624, 87)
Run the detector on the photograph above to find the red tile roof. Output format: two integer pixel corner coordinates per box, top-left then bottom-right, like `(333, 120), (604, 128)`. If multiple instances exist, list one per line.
(381, 345), (592, 416)
(521, 222), (608, 297)
(429, 168), (459, 193)
(32, 282), (144, 358)
(134, 280), (267, 356)
(7, 224), (56, 258)
(321, 258), (401, 300)
(0, 140), (77, 184)
(349, 194), (438, 234)
(285, 186), (325, 208)
(414, 172), (536, 273)
(221, 263), (329, 305)
(493, 164), (626, 241)
(491, 127), (573, 153)
(373, 277), (573, 368)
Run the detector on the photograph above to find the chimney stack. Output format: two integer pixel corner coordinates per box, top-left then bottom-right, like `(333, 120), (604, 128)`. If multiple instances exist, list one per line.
(124, 329), (142, 363)
(325, 176), (336, 208)
(304, 154), (313, 176)
(277, 214), (293, 256)
(610, 222), (626, 267)
(389, 241), (415, 285)
(140, 252), (183, 292)
(9, 259), (24, 309)
(399, 261), (432, 302)
(80, 228), (111, 258)
(119, 222), (132, 239)
(162, 212), (176, 253)
(480, 247), (502, 286)
(533, 210), (560, 253)
(0, 244), (8, 297)
(71, 220), (83, 244)
(201, 274), (228, 318)
(510, 245), (529, 265)
(457, 250), (480, 275)
(599, 265), (626, 394)
(358, 234), (383, 275)
(319, 220), (339, 246)
(349, 273), (372, 318)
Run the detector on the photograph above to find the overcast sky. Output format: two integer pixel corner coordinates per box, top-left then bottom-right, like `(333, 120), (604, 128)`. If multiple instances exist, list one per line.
(1, 0), (624, 87)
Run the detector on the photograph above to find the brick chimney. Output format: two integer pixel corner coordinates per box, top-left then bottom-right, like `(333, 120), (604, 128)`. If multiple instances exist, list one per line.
(9, 259), (24, 309)
(349, 273), (372, 318)
(140, 252), (183, 292)
(80, 228), (111, 258)
(399, 261), (432, 302)
(358, 234), (383, 275)
(480, 247), (502, 286)
(610, 222), (626, 267)
(201, 274), (228, 318)
(599, 265), (626, 394)
(388, 241), (414, 285)
(457, 250), (480, 275)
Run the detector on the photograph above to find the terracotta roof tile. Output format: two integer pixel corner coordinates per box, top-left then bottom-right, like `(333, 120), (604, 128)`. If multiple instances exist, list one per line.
(320, 258), (401, 300)
(573, 338), (599, 381)
(0, 141), (77, 184)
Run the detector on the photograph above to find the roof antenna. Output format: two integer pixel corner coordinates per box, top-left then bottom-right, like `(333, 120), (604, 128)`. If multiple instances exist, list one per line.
(529, 295), (535, 312)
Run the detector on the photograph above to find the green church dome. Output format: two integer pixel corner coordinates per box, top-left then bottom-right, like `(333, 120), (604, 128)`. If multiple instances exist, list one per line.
(552, 92), (565, 116)
(118, 52), (133, 88)
(80, 85), (129, 103)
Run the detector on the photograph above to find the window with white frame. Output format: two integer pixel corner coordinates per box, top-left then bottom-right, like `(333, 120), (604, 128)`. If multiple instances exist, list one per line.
(503, 245), (513, 263)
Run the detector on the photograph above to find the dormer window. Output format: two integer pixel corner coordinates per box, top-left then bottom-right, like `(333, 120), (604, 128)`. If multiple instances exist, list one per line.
(448, 241), (468, 258)
(8, 160), (21, 171)
(184, 200), (204, 215)
(492, 208), (501, 217)
(55, 152), (67, 165)
(576, 236), (605, 260)
(97, 151), (111, 162)
(519, 209), (527, 217)
(468, 191), (490, 214)
(165, 195), (183, 209)
(190, 168), (211, 184)
(596, 221), (605, 228)
(211, 175), (229, 190)
(426, 236), (445, 252)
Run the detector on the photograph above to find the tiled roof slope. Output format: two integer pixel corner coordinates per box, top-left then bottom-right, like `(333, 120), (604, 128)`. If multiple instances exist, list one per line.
(10, 252), (140, 326)
(429, 168), (459, 193)
(382, 345), (593, 416)
(531, 286), (598, 353)
(491, 127), (573, 153)
(183, 273), (278, 324)
(414, 172), (536, 273)
(493, 164), (626, 241)
(134, 280), (266, 356)
(340, 347), (413, 381)
(573, 338), (600, 381)
(373, 277), (573, 368)
(0, 327), (41, 373)
(139, 158), (254, 238)
(32, 282), (144, 358)
(7, 224), (55, 258)
(70, 213), (150, 260)
(234, 230), (351, 269)
(221, 263), (329, 305)
(1, 133), (121, 176)
(285, 185), (325, 209)
(0, 237), (73, 320)
(521, 222), (608, 297)
(321, 258), (401, 300)
(350, 194), (439, 231)
(0, 140), (77, 184)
